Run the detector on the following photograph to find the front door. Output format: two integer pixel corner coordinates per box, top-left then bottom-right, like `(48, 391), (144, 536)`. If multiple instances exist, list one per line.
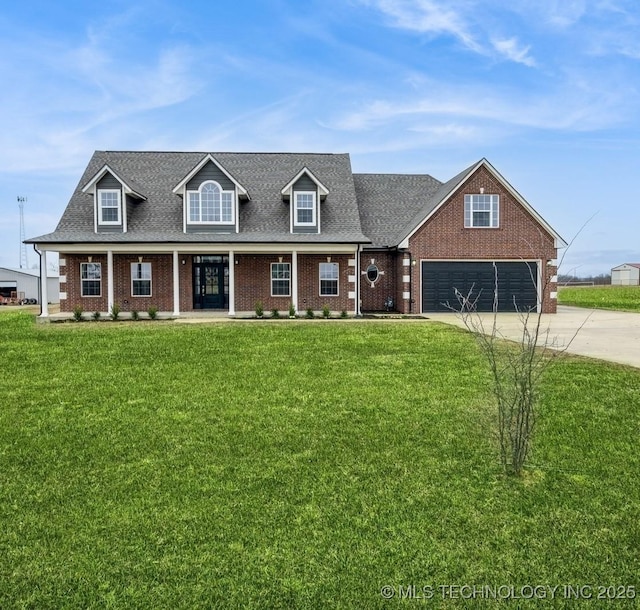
(193, 256), (229, 309)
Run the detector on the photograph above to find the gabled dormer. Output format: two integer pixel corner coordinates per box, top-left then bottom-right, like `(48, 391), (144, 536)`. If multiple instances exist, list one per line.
(173, 154), (249, 233)
(82, 164), (147, 233)
(281, 167), (329, 234)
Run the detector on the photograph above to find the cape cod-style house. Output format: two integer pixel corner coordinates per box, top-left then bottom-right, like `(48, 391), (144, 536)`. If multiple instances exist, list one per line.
(27, 151), (564, 317)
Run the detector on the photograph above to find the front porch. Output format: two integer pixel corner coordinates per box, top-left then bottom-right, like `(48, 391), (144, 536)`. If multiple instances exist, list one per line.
(43, 244), (362, 318)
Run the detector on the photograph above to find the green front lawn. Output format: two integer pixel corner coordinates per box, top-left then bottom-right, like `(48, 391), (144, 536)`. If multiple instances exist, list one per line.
(1, 312), (639, 608)
(559, 285), (640, 312)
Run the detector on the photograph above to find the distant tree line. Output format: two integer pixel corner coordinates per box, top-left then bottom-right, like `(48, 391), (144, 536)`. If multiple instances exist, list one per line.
(558, 273), (611, 286)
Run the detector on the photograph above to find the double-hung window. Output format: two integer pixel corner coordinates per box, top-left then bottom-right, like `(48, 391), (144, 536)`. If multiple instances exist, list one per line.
(319, 262), (339, 296)
(271, 263), (291, 296)
(464, 194), (499, 228)
(188, 181), (234, 224)
(295, 192), (316, 226)
(99, 190), (121, 224)
(80, 262), (102, 296)
(131, 262), (152, 297)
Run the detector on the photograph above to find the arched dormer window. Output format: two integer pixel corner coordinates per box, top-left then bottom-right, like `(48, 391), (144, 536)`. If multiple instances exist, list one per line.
(188, 181), (234, 224)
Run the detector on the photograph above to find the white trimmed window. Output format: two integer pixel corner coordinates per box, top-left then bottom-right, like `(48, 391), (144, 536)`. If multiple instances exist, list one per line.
(271, 263), (291, 296)
(188, 181), (234, 224)
(295, 191), (316, 225)
(131, 262), (152, 297)
(464, 194), (499, 228)
(319, 262), (339, 296)
(99, 190), (121, 224)
(80, 262), (102, 297)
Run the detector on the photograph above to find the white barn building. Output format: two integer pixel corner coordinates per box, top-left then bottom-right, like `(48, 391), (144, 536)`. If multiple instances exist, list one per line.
(611, 263), (640, 286)
(0, 267), (60, 304)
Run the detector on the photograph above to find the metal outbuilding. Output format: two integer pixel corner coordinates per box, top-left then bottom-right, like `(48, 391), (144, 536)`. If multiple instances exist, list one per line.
(611, 263), (640, 286)
(0, 267), (60, 304)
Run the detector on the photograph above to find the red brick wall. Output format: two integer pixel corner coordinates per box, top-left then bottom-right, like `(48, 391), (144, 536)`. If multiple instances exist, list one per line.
(360, 251), (397, 311)
(298, 254), (353, 314)
(59, 253), (177, 313)
(113, 254), (173, 312)
(234, 253), (354, 314)
(178, 255), (194, 313)
(234, 253), (293, 313)
(59, 253), (108, 313)
(407, 165), (558, 313)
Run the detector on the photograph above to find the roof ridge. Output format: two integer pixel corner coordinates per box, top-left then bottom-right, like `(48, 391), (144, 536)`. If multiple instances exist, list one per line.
(354, 172), (441, 179)
(98, 150), (350, 156)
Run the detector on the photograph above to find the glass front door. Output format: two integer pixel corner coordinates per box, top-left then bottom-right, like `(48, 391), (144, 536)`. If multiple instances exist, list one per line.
(193, 256), (229, 309)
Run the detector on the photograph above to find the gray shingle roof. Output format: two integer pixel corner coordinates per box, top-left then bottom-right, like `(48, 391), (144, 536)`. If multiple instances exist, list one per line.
(30, 153), (518, 250)
(354, 161), (483, 247)
(353, 173), (443, 248)
(28, 151), (369, 245)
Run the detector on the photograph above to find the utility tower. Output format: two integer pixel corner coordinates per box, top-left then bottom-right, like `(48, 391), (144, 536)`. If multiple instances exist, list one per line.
(18, 196), (28, 269)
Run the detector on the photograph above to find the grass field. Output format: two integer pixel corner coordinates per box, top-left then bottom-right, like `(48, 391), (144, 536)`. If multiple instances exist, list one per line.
(1, 311), (639, 608)
(558, 285), (640, 312)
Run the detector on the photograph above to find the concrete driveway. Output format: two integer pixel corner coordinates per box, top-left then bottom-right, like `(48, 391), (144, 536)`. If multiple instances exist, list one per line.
(426, 305), (640, 369)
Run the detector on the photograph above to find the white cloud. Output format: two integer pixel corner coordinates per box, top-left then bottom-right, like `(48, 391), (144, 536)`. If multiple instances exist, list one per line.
(506, 0), (587, 28)
(359, 0), (482, 52)
(543, 0), (587, 28)
(326, 70), (633, 137)
(361, 0), (542, 66)
(0, 12), (200, 174)
(491, 37), (536, 67)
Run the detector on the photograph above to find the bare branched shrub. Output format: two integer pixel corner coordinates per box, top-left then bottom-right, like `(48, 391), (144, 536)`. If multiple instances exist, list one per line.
(449, 222), (593, 476)
(452, 266), (561, 475)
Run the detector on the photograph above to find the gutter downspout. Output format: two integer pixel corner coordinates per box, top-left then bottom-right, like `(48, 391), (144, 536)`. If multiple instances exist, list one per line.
(407, 250), (413, 314)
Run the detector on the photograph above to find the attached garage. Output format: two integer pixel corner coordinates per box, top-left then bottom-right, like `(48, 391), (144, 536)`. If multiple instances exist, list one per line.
(422, 261), (538, 312)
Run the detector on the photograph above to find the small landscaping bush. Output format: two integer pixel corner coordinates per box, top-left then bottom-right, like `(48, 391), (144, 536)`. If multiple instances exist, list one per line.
(255, 301), (264, 318)
(131, 310), (140, 321)
(147, 306), (158, 320)
(91, 311), (101, 321)
(109, 303), (121, 320)
(271, 308), (280, 319)
(322, 304), (331, 319)
(288, 303), (296, 318)
(72, 305), (83, 322)
(305, 307), (315, 319)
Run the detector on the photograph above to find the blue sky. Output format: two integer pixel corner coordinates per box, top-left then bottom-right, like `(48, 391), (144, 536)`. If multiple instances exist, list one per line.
(1, 0), (639, 276)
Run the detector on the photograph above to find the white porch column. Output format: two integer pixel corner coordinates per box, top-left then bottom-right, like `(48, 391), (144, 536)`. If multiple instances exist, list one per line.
(228, 250), (235, 316)
(173, 250), (180, 316)
(107, 250), (114, 312)
(40, 249), (49, 317)
(291, 250), (298, 313)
